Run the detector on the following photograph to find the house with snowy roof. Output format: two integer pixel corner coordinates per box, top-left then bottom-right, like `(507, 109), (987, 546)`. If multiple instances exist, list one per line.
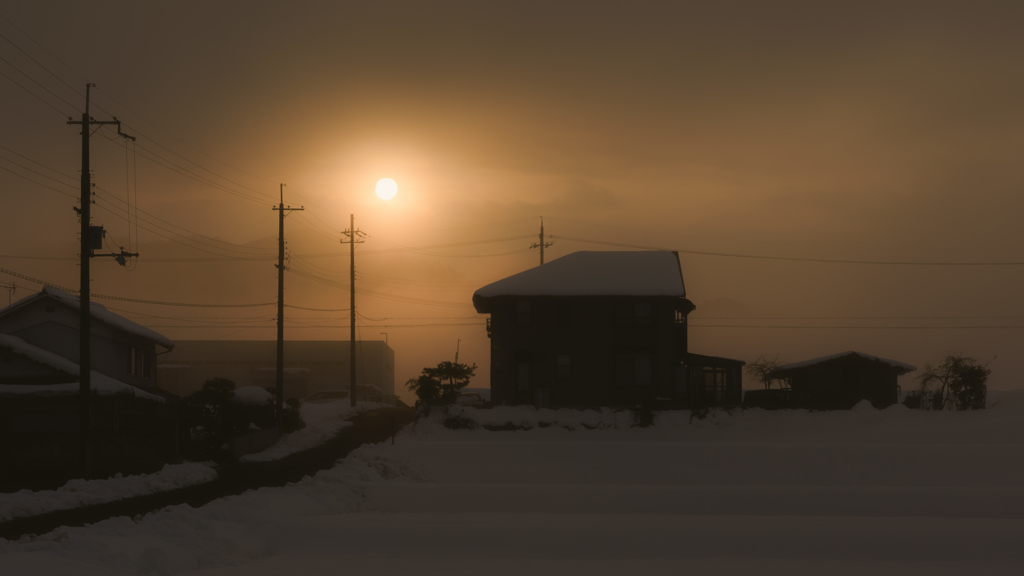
(0, 287), (180, 483)
(768, 351), (916, 410)
(473, 251), (745, 408)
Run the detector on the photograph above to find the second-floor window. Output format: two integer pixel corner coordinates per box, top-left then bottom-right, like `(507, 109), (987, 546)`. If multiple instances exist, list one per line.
(128, 346), (151, 379)
(617, 302), (653, 325)
(517, 301), (531, 326)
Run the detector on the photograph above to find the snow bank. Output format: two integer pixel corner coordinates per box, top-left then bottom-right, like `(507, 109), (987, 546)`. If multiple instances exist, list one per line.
(0, 450), (413, 573)
(445, 405), (636, 430)
(426, 399), (1024, 445)
(238, 401), (384, 462)
(0, 463), (216, 523)
(3, 400), (1024, 575)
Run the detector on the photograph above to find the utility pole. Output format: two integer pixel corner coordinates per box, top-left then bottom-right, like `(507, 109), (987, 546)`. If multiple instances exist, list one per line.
(341, 215), (365, 407)
(273, 184), (303, 415)
(67, 83), (136, 476)
(529, 216), (554, 266)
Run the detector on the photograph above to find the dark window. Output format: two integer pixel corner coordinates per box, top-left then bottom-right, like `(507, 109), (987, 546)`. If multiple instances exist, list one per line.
(615, 354), (653, 387)
(127, 346), (137, 376)
(616, 302), (654, 325)
(701, 367), (729, 402)
(517, 301), (531, 326)
(556, 355), (572, 380)
(517, 362), (530, 391)
(142, 352), (151, 379)
(634, 303), (652, 325)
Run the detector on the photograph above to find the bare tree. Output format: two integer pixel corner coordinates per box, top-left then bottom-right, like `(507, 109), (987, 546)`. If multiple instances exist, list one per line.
(917, 353), (991, 410)
(746, 354), (788, 390)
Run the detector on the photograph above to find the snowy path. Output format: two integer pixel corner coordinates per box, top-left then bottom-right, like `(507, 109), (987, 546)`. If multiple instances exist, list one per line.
(3, 397), (1023, 575)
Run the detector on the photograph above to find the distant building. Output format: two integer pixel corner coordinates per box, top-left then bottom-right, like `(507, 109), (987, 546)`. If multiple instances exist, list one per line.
(472, 251), (744, 408)
(157, 340), (394, 401)
(0, 287), (180, 482)
(769, 351), (916, 410)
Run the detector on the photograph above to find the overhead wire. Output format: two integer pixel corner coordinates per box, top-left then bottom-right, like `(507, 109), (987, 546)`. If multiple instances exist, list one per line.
(556, 236), (1024, 267)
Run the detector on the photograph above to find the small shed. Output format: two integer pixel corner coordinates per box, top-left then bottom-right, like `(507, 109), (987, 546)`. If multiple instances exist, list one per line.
(769, 351), (916, 410)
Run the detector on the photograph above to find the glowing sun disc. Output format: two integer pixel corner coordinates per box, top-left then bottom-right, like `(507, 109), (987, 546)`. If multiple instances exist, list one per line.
(375, 178), (398, 200)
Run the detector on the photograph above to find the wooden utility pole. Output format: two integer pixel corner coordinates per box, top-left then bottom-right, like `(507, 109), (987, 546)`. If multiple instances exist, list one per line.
(530, 216), (553, 266)
(341, 214), (365, 407)
(273, 184), (303, 414)
(67, 83), (136, 476)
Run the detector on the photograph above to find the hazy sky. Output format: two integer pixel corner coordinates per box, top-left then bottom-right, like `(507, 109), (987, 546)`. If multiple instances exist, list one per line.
(3, 1), (1024, 399)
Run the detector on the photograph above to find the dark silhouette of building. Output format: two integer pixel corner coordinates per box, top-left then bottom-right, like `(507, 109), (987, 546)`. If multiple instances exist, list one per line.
(0, 287), (181, 484)
(768, 351), (916, 410)
(473, 251), (743, 408)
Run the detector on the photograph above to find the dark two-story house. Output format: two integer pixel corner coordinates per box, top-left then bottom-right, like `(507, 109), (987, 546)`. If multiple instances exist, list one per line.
(0, 286), (180, 482)
(472, 251), (744, 408)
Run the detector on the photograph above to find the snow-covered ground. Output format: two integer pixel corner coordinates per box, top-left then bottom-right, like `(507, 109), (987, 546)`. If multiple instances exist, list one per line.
(0, 463), (216, 523)
(238, 401), (385, 462)
(3, 393), (1023, 575)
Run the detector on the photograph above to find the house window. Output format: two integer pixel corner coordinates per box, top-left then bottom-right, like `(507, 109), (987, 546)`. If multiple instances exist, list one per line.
(556, 355), (572, 380)
(634, 303), (652, 325)
(127, 347), (151, 379)
(616, 302), (653, 325)
(701, 367), (728, 402)
(128, 346), (137, 376)
(517, 301), (531, 326)
(517, 362), (530, 391)
(615, 354), (653, 387)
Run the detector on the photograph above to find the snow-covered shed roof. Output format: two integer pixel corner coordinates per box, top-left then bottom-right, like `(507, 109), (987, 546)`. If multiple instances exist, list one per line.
(473, 251), (687, 306)
(774, 351), (916, 374)
(0, 334), (165, 402)
(1, 287), (174, 349)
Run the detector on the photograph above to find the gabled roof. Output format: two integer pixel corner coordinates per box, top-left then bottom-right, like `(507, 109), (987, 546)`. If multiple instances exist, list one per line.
(774, 351), (916, 374)
(0, 334), (165, 402)
(473, 251), (687, 306)
(1, 287), (174, 349)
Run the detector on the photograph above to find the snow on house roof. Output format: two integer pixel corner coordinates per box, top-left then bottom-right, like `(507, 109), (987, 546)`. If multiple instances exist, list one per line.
(2, 287), (174, 349)
(473, 251), (686, 300)
(0, 334), (166, 402)
(775, 351), (917, 373)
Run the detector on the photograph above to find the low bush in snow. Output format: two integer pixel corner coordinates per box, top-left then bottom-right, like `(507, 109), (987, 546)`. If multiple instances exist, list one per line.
(184, 378), (304, 462)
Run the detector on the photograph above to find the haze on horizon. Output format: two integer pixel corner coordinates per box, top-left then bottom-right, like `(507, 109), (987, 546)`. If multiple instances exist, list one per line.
(2, 0), (1023, 401)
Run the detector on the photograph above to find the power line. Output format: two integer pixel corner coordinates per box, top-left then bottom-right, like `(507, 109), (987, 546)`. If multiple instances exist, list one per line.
(0, 66), (68, 116)
(0, 53), (80, 111)
(0, 266), (275, 307)
(0, 26), (83, 100)
(557, 236), (1024, 266)
(0, 163), (77, 198)
(0, 145), (276, 259)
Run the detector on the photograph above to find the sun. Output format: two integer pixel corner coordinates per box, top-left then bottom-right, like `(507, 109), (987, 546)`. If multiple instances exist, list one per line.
(375, 178), (398, 200)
